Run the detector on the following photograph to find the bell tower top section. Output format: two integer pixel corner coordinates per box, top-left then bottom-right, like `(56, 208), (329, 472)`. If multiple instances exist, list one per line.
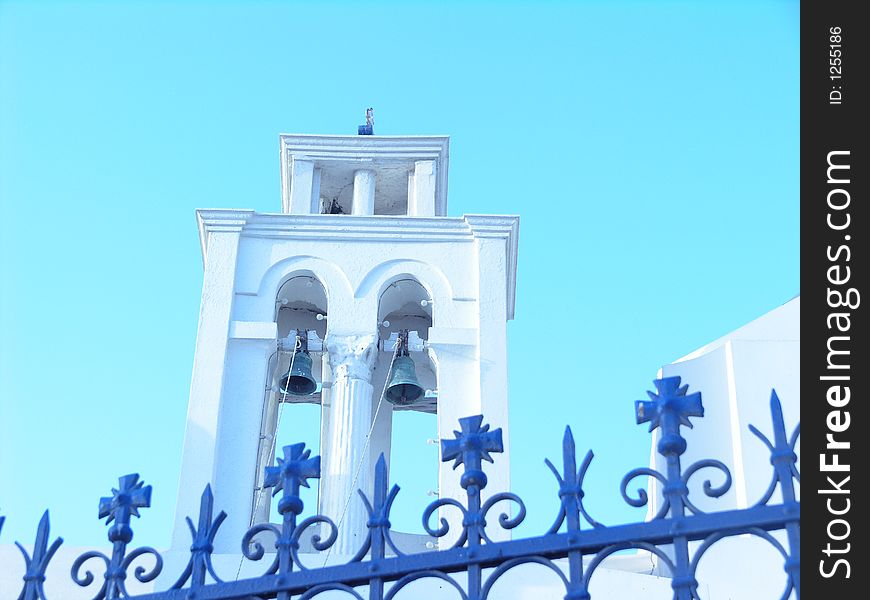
(279, 134), (450, 217)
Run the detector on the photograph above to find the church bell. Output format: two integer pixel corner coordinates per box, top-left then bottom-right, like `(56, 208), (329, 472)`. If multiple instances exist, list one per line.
(384, 330), (425, 406)
(279, 330), (318, 396)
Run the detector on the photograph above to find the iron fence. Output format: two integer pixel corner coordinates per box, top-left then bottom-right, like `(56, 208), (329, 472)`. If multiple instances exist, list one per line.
(2, 376), (800, 599)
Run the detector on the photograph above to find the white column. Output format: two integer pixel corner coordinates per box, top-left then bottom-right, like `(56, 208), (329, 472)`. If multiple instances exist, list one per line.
(310, 166), (323, 213)
(367, 353), (395, 474)
(406, 169), (416, 216)
(410, 160), (436, 216)
(320, 333), (378, 555)
(352, 169), (376, 215)
(288, 158), (315, 214)
(251, 372), (280, 526)
(318, 346), (335, 515)
(211, 334), (276, 552)
(171, 225), (242, 551)
(474, 236), (511, 511)
(427, 328), (481, 548)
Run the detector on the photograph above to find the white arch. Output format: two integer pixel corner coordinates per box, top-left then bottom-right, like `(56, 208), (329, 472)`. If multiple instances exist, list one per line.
(356, 259), (454, 310)
(257, 255), (354, 313)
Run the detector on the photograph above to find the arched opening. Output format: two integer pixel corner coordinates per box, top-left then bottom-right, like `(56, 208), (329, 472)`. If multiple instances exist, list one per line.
(377, 278), (436, 412)
(374, 278), (440, 548)
(276, 274), (328, 340)
(252, 274), (328, 526)
(378, 278), (433, 347)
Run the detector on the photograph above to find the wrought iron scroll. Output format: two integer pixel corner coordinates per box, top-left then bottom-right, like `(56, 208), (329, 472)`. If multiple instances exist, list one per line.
(5, 377), (799, 600)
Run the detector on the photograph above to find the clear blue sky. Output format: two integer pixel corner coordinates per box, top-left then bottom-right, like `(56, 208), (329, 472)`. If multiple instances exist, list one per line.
(0, 0), (798, 550)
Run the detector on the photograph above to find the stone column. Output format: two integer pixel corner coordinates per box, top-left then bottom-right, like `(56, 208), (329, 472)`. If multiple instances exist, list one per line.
(410, 160), (436, 216)
(212, 330), (277, 552)
(352, 169), (376, 215)
(367, 353), (395, 477)
(320, 333), (378, 555)
(427, 327), (481, 548)
(310, 166), (323, 213)
(288, 159), (315, 214)
(472, 234), (511, 541)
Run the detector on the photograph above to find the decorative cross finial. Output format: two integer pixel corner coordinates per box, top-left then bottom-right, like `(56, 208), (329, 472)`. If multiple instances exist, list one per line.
(264, 443), (321, 516)
(433, 413), (519, 594)
(98, 473), (152, 543)
(636, 376), (703, 458)
(73, 474), (161, 598)
(636, 376), (704, 430)
(441, 415), (503, 492)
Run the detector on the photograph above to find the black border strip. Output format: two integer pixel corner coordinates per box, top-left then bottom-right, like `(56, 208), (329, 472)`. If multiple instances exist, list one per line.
(803, 1), (868, 596)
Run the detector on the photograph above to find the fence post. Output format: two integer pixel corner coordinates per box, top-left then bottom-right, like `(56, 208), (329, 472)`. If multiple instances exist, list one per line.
(636, 377), (703, 600)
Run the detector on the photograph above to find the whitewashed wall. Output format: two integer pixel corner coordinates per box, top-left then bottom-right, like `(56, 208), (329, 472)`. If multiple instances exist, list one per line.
(649, 296), (800, 598)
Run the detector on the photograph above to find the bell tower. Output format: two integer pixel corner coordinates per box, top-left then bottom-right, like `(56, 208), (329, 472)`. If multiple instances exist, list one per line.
(172, 126), (519, 556)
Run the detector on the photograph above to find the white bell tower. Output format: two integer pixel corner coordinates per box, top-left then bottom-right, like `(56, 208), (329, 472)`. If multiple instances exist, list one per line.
(172, 130), (519, 556)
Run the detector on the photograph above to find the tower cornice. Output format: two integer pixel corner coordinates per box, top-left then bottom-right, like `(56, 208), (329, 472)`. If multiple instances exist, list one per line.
(195, 209), (519, 318)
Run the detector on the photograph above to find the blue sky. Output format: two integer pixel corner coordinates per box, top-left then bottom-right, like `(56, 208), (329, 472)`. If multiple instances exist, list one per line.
(0, 0), (798, 549)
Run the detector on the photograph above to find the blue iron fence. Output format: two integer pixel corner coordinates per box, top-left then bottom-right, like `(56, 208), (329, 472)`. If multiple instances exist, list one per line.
(2, 377), (800, 599)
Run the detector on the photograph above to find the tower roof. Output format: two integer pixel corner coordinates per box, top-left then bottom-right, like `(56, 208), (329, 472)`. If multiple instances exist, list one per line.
(279, 134), (450, 216)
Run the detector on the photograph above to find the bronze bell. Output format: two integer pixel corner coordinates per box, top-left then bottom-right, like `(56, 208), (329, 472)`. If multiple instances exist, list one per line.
(385, 331), (424, 406)
(279, 332), (317, 396)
